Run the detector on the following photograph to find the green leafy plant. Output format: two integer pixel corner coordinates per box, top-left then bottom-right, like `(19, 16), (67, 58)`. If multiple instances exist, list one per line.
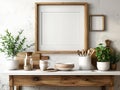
(110, 52), (120, 64)
(95, 43), (111, 62)
(0, 30), (34, 58)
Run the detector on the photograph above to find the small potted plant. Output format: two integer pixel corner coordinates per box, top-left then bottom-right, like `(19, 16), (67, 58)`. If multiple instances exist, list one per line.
(95, 43), (111, 71)
(0, 30), (34, 70)
(110, 52), (120, 70)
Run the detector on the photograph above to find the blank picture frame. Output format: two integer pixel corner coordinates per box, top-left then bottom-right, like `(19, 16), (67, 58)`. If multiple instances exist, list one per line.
(90, 15), (105, 31)
(35, 2), (88, 54)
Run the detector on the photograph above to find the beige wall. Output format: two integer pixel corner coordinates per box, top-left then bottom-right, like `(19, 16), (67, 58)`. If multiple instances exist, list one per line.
(0, 0), (120, 90)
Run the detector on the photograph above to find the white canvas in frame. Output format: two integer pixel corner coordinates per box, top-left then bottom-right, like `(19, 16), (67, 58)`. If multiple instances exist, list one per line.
(90, 15), (105, 31)
(35, 2), (88, 54)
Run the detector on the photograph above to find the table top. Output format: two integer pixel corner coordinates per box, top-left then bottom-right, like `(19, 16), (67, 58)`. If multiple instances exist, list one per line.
(1, 69), (120, 75)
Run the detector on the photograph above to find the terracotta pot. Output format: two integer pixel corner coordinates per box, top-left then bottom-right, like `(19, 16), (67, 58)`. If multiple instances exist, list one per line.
(110, 64), (117, 70)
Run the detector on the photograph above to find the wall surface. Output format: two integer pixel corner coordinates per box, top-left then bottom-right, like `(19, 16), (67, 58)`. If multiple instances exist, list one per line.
(0, 0), (120, 90)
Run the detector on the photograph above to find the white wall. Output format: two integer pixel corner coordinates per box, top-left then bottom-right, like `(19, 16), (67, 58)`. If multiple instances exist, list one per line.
(0, 0), (120, 90)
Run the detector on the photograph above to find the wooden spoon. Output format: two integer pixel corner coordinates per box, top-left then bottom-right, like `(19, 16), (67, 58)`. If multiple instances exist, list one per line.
(87, 49), (90, 56)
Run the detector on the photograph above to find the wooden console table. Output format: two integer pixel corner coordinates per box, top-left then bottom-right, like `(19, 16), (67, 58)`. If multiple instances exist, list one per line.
(2, 70), (120, 90)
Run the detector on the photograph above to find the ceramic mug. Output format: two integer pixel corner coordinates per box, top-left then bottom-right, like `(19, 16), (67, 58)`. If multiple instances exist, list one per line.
(39, 60), (49, 71)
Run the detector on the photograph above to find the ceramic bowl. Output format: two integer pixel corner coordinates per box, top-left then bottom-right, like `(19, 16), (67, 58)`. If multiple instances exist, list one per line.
(55, 63), (74, 71)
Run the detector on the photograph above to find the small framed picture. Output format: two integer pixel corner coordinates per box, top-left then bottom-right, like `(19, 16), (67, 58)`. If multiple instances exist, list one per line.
(90, 15), (105, 31)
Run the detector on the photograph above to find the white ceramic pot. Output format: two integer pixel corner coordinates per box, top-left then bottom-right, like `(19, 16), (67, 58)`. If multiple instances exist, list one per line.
(79, 56), (93, 70)
(6, 60), (19, 70)
(97, 62), (110, 71)
(39, 60), (49, 71)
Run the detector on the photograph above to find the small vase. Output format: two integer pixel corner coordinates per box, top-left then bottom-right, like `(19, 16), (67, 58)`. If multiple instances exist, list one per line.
(110, 64), (117, 70)
(24, 53), (33, 71)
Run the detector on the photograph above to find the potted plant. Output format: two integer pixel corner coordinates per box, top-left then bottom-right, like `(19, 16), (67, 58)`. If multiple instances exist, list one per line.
(0, 30), (34, 70)
(110, 52), (120, 70)
(95, 43), (111, 71)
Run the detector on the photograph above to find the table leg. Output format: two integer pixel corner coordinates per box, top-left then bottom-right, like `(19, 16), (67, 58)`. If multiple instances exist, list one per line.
(108, 86), (114, 90)
(16, 86), (21, 90)
(101, 86), (106, 90)
(9, 76), (14, 90)
(10, 86), (14, 90)
(108, 76), (114, 90)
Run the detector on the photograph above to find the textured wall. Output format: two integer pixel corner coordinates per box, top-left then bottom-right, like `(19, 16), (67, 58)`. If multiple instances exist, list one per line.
(0, 0), (120, 90)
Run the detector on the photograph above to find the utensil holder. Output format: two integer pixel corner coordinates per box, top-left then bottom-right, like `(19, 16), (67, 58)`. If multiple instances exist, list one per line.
(79, 56), (93, 70)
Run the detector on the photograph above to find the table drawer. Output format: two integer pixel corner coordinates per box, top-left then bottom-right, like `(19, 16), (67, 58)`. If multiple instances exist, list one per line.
(13, 75), (114, 86)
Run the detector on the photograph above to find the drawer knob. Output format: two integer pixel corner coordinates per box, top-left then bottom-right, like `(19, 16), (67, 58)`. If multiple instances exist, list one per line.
(33, 77), (40, 81)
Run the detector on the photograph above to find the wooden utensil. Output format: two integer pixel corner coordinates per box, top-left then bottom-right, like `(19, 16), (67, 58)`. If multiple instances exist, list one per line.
(77, 50), (80, 56)
(89, 48), (95, 56)
(87, 49), (90, 56)
(82, 49), (85, 56)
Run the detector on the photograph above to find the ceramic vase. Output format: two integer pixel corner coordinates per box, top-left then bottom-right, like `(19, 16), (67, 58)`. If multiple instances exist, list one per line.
(97, 62), (110, 71)
(79, 56), (93, 70)
(6, 57), (19, 70)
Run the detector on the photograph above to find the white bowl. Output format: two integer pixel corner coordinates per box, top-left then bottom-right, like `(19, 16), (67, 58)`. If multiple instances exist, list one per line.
(55, 63), (74, 71)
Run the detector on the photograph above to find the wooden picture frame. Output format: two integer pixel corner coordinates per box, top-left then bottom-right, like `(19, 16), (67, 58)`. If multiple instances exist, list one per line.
(90, 15), (105, 31)
(35, 2), (88, 54)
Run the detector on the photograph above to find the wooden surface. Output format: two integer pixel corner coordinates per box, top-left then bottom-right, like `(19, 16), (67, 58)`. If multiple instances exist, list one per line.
(35, 2), (88, 5)
(16, 86), (20, 90)
(9, 76), (14, 90)
(13, 75), (113, 86)
(10, 75), (114, 90)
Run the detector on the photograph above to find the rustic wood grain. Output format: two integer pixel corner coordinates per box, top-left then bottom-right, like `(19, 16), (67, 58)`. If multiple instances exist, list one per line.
(13, 75), (114, 87)
(108, 86), (114, 90)
(16, 86), (20, 90)
(9, 76), (14, 90)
